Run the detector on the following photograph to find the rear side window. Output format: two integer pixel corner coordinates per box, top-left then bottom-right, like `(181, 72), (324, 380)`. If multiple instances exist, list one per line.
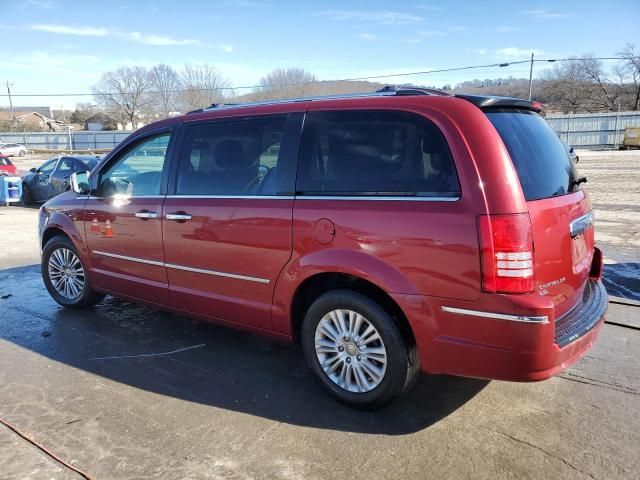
(176, 116), (286, 196)
(486, 110), (579, 201)
(297, 110), (460, 197)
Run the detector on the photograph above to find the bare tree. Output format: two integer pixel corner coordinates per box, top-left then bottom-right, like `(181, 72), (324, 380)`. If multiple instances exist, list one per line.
(149, 64), (182, 118)
(92, 67), (153, 126)
(254, 68), (317, 100)
(541, 60), (593, 113)
(575, 55), (620, 111)
(616, 44), (640, 111)
(180, 64), (230, 111)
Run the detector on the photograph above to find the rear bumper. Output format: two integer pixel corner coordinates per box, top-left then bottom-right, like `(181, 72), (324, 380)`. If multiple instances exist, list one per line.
(392, 279), (608, 382)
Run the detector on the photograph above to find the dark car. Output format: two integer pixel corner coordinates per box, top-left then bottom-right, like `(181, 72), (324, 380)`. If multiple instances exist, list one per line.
(561, 140), (579, 163)
(22, 155), (100, 204)
(38, 89), (606, 409)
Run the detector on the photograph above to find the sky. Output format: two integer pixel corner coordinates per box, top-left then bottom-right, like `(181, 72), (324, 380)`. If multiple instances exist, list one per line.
(0, 0), (638, 109)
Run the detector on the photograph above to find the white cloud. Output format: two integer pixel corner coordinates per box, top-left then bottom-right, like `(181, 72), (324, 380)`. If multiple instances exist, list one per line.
(317, 10), (423, 25)
(415, 5), (442, 11)
(356, 32), (376, 41)
(30, 24), (109, 36)
(217, 43), (234, 53)
(448, 26), (467, 32)
(28, 24), (230, 51)
(123, 31), (202, 46)
(495, 47), (545, 57)
(522, 9), (569, 18)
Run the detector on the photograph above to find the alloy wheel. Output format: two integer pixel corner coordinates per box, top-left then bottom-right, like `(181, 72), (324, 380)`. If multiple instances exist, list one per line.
(48, 248), (85, 300)
(314, 308), (388, 393)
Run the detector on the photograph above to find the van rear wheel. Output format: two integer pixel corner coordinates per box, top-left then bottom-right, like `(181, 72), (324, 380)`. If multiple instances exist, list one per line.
(301, 289), (419, 410)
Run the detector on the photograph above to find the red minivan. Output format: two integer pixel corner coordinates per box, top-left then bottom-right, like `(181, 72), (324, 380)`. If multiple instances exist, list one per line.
(38, 89), (607, 409)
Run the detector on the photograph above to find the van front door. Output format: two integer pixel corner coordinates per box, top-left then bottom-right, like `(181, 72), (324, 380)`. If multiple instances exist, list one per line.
(84, 132), (173, 305)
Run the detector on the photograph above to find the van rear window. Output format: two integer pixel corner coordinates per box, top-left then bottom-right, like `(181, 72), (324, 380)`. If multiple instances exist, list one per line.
(486, 110), (579, 201)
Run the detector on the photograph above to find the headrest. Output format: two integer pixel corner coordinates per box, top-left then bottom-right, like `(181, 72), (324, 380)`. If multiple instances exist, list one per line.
(215, 140), (245, 169)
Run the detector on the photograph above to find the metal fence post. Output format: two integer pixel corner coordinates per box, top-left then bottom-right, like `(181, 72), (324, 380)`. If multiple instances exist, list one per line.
(613, 104), (620, 149)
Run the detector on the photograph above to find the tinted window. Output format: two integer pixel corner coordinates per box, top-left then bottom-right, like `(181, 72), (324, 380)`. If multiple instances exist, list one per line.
(99, 134), (170, 197)
(297, 110), (460, 197)
(486, 110), (579, 201)
(176, 117), (286, 195)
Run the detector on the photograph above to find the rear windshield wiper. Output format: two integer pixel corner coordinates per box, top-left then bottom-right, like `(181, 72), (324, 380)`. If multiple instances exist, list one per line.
(569, 176), (587, 190)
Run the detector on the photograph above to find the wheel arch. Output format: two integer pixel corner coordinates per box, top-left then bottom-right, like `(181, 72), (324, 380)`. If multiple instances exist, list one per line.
(41, 213), (92, 270)
(41, 225), (69, 247)
(288, 272), (416, 348)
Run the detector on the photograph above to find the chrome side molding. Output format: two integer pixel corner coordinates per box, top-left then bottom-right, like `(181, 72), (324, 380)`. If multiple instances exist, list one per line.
(93, 250), (165, 267)
(441, 306), (549, 324)
(92, 250), (270, 284)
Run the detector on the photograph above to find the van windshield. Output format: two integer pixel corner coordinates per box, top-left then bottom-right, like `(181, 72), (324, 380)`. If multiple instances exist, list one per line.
(486, 109), (579, 201)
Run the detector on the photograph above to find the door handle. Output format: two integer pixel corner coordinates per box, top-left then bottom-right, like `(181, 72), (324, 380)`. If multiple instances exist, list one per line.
(166, 212), (192, 222)
(135, 210), (158, 220)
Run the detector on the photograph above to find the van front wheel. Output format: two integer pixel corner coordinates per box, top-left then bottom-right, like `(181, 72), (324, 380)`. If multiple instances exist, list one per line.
(42, 235), (105, 308)
(301, 289), (418, 410)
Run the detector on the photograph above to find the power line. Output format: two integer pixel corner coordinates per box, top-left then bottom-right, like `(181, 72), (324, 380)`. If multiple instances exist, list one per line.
(0, 56), (629, 99)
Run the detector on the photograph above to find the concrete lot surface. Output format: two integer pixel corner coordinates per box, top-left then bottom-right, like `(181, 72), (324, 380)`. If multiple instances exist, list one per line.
(0, 150), (638, 479)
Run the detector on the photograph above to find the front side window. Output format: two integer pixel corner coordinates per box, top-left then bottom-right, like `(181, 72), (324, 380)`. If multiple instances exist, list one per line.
(297, 110), (460, 197)
(98, 134), (170, 197)
(176, 117), (286, 196)
(39, 159), (58, 175)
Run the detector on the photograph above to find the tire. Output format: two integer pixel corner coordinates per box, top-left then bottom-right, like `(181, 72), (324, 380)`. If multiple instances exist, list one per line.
(301, 289), (419, 410)
(21, 183), (33, 205)
(19, 149), (26, 157)
(41, 235), (105, 309)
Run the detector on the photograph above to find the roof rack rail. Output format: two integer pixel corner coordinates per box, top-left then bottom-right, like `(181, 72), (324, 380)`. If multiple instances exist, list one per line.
(188, 85), (450, 113)
(376, 85), (451, 96)
(186, 103), (240, 115)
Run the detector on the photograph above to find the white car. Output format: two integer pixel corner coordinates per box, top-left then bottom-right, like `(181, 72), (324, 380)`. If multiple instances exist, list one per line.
(0, 143), (28, 157)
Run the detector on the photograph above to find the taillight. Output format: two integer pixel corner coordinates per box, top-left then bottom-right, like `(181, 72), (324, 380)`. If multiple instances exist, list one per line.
(478, 214), (535, 293)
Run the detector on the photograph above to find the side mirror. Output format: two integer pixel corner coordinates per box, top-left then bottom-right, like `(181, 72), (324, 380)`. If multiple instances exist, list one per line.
(30, 167), (37, 173)
(70, 171), (90, 195)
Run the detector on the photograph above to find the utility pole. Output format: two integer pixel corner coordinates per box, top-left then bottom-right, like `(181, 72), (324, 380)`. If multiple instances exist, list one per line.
(5, 81), (15, 132)
(528, 53), (534, 100)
